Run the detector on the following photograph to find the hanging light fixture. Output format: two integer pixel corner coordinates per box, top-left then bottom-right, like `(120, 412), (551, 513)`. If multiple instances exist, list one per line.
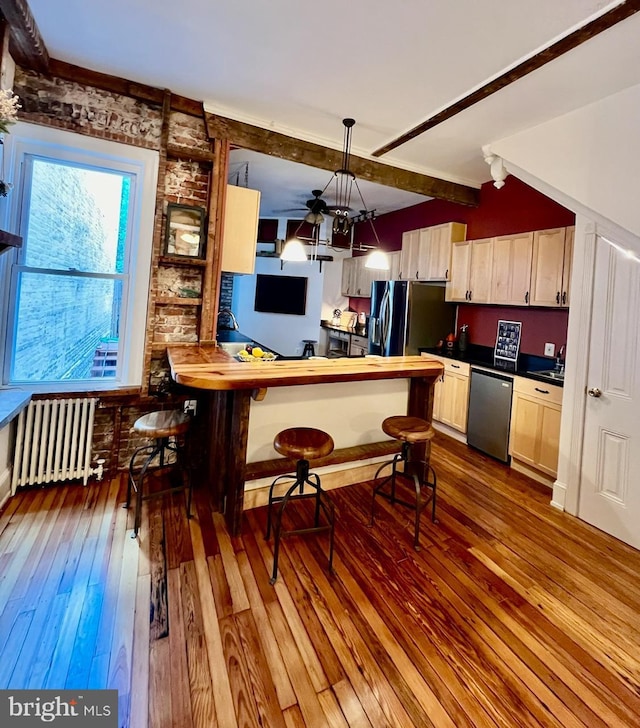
(280, 118), (389, 270)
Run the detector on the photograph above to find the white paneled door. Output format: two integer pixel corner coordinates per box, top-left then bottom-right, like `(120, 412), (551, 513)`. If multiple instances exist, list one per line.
(578, 238), (640, 549)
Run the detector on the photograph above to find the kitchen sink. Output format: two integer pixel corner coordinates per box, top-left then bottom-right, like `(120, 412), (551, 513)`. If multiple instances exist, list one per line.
(529, 369), (565, 381)
(218, 341), (252, 356)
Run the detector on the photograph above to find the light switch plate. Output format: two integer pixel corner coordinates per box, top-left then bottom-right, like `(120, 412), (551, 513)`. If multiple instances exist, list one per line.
(544, 342), (555, 357)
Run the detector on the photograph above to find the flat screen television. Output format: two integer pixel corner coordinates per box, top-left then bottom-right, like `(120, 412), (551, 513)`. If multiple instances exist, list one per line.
(254, 274), (307, 316)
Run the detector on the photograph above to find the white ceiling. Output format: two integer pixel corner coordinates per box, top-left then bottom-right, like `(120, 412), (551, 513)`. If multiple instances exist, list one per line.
(26, 0), (640, 216)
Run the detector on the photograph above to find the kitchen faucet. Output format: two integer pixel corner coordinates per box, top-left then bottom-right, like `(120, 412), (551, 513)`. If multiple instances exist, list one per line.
(217, 308), (239, 331)
(556, 345), (565, 372)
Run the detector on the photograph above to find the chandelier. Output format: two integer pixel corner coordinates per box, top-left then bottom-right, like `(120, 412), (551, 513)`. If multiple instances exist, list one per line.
(280, 118), (389, 270)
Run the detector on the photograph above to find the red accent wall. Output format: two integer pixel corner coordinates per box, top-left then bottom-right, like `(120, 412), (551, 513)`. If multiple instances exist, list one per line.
(349, 176), (575, 355)
(457, 305), (568, 357)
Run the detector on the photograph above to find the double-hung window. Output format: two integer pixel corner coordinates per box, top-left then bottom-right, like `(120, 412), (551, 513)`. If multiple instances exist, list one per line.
(0, 122), (158, 391)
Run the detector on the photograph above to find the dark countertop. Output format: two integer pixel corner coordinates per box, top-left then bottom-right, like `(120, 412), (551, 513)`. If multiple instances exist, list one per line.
(420, 344), (564, 387)
(0, 390), (32, 428)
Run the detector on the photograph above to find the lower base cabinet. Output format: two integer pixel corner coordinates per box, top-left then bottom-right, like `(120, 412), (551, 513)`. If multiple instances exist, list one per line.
(509, 376), (562, 478)
(428, 356), (470, 433)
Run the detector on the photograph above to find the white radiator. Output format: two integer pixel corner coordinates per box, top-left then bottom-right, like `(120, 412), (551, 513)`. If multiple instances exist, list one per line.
(11, 397), (99, 494)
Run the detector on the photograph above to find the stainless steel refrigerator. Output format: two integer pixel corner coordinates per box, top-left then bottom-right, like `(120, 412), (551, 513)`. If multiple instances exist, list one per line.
(368, 281), (456, 356)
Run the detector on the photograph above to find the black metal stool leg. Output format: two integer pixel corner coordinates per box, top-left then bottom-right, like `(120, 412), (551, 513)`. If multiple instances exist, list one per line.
(412, 473), (422, 550)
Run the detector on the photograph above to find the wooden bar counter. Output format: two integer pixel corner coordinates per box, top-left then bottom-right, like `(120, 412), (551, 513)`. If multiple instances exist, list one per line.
(168, 345), (444, 535)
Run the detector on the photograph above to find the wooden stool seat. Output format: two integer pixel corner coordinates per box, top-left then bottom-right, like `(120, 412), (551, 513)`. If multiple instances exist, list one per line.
(267, 427), (336, 584)
(126, 409), (192, 538)
(371, 415), (437, 549)
(274, 427), (334, 461)
(382, 416), (435, 443)
(133, 410), (191, 439)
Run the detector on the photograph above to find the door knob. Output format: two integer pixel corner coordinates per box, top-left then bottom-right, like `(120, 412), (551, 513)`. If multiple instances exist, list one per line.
(587, 387), (602, 398)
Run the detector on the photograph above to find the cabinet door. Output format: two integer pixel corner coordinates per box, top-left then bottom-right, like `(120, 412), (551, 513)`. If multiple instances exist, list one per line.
(561, 226), (574, 307)
(530, 228), (566, 307)
(509, 391), (561, 477)
(491, 232), (533, 305)
(446, 241), (472, 302)
(439, 371), (470, 432)
(432, 372), (444, 422)
(468, 238), (494, 303)
(416, 227), (432, 280)
(399, 229), (420, 280)
(388, 251), (402, 281)
(221, 186), (261, 274)
(341, 257), (356, 296)
(424, 223), (456, 280)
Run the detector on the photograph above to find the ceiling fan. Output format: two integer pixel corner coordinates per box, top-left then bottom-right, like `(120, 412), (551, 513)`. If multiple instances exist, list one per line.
(275, 188), (353, 224)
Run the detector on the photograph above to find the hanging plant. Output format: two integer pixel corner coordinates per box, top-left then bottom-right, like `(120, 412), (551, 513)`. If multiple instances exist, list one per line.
(0, 89), (20, 196)
(0, 89), (20, 134)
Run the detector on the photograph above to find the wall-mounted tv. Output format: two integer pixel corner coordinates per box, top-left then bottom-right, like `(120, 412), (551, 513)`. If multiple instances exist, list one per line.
(254, 274), (308, 316)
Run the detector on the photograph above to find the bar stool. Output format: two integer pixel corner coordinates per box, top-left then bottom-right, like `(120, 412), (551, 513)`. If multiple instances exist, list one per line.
(126, 409), (192, 538)
(301, 339), (316, 357)
(370, 415), (436, 550)
(266, 427), (336, 584)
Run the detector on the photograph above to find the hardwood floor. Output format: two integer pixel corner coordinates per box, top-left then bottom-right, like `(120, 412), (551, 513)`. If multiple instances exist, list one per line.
(1, 432), (640, 727)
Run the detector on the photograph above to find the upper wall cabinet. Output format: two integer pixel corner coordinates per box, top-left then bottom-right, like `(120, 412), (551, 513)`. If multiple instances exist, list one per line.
(341, 255), (388, 297)
(530, 227), (573, 307)
(398, 222), (466, 281)
(491, 231), (533, 306)
(446, 238), (494, 303)
(221, 185), (261, 274)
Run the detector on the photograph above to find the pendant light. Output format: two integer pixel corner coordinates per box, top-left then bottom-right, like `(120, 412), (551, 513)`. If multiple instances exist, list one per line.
(280, 118), (389, 270)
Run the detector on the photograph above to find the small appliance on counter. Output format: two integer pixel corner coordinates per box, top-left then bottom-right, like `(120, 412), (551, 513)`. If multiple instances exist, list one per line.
(458, 324), (469, 355)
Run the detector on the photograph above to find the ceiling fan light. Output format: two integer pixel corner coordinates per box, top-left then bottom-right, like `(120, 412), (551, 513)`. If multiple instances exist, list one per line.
(365, 249), (390, 271)
(304, 210), (324, 225)
(280, 238), (308, 262)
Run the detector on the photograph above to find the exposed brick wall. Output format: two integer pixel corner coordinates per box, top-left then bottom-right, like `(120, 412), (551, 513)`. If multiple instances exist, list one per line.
(12, 67), (216, 475)
(15, 67), (162, 149)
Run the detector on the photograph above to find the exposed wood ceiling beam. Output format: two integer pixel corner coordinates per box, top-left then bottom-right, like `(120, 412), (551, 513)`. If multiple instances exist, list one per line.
(48, 59), (204, 117)
(205, 112), (479, 207)
(373, 0), (640, 157)
(0, 0), (48, 73)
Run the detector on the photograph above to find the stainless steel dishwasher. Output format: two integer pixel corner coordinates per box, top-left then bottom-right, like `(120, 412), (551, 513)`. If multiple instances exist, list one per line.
(466, 368), (513, 463)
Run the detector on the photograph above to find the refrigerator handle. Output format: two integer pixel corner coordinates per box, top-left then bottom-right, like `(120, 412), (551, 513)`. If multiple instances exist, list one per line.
(370, 317), (380, 346)
(380, 288), (391, 352)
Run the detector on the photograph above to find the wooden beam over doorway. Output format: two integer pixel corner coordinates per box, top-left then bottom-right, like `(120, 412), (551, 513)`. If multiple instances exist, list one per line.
(0, 0), (49, 72)
(372, 0), (640, 157)
(205, 112), (479, 207)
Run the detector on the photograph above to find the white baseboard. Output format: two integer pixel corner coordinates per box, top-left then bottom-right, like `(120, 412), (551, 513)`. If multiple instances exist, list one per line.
(551, 479), (567, 511)
(432, 422), (467, 444)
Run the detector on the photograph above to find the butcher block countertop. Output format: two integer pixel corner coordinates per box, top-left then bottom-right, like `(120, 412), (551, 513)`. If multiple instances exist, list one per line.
(167, 345), (444, 391)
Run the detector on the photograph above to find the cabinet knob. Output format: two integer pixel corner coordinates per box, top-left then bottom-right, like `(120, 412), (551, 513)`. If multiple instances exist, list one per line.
(587, 387), (602, 398)
(525, 291), (529, 304)
(445, 269), (449, 278)
(562, 291), (567, 305)
(556, 291), (560, 304)
(468, 290), (472, 301)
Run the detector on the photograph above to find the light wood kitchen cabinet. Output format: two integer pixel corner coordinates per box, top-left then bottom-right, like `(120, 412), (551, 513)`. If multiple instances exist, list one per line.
(341, 256), (357, 296)
(424, 355), (470, 433)
(387, 250), (402, 281)
(530, 227), (572, 307)
(446, 238), (494, 303)
(341, 256), (387, 297)
(399, 229), (420, 280)
(221, 185), (261, 274)
(421, 222), (467, 280)
(509, 376), (562, 479)
(491, 231), (533, 305)
(399, 222), (466, 281)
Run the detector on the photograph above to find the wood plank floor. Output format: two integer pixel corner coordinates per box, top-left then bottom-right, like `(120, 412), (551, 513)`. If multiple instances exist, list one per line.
(1, 432), (640, 727)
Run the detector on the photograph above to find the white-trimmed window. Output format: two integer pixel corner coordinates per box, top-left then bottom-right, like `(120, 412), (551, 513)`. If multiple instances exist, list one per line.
(0, 122), (158, 391)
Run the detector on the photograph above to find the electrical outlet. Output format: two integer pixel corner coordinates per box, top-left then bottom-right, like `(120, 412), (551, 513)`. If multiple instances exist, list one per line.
(544, 342), (555, 357)
(184, 400), (197, 415)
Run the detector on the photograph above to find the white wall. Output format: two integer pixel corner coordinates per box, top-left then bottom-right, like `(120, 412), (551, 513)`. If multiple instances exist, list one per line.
(491, 82), (640, 244)
(232, 256), (325, 356)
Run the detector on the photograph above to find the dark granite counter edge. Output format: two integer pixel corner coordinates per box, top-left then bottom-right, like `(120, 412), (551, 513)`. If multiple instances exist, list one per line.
(420, 345), (564, 388)
(0, 391), (32, 429)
